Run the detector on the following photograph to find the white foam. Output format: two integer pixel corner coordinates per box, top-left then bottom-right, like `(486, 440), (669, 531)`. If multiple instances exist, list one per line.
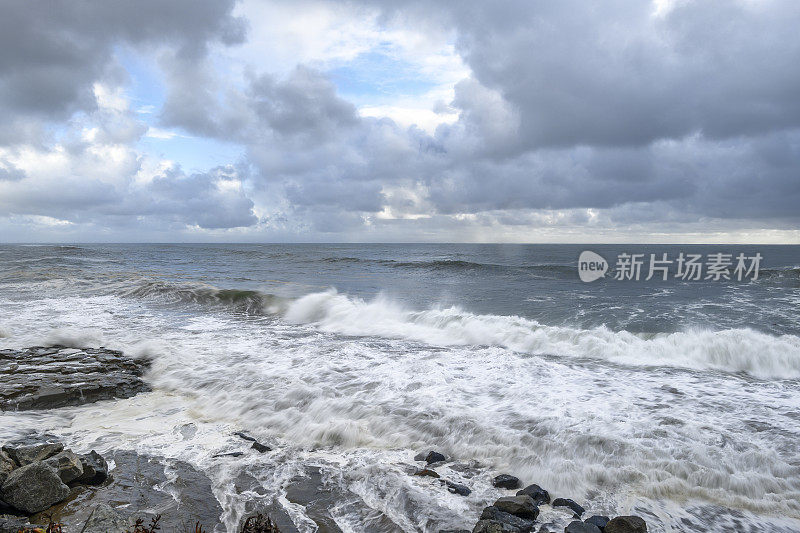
(284, 289), (800, 379)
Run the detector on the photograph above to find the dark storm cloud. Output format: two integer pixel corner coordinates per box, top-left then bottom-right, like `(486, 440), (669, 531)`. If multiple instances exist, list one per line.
(0, 0), (245, 141)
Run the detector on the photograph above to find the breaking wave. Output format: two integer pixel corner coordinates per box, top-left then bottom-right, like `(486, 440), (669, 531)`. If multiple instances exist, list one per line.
(284, 290), (800, 379)
(120, 280), (288, 314)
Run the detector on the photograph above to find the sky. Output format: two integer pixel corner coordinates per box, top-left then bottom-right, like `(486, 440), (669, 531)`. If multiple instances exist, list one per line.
(0, 0), (799, 243)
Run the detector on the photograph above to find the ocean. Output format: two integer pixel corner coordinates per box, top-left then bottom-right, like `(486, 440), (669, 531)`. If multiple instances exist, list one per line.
(1, 243), (799, 532)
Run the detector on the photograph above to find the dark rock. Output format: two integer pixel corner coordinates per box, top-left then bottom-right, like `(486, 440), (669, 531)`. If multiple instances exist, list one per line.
(480, 506), (536, 531)
(492, 474), (521, 490)
(0, 453), (13, 486)
(0, 462), (70, 513)
(565, 521), (601, 533)
(0, 347), (150, 411)
(0, 515), (35, 533)
(2, 443), (63, 467)
(604, 516), (647, 533)
(251, 441), (271, 453)
(76, 451), (108, 485)
(442, 480), (471, 496)
(80, 503), (129, 533)
(414, 468), (441, 478)
(516, 484), (550, 505)
(472, 520), (524, 533)
(44, 450), (83, 483)
(585, 516), (610, 531)
(234, 431), (257, 442)
(492, 495), (539, 520)
(552, 498), (585, 517)
(426, 451), (447, 464)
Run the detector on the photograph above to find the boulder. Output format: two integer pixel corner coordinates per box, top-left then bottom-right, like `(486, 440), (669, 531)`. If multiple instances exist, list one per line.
(80, 503), (130, 533)
(0, 452), (13, 486)
(492, 474), (521, 490)
(585, 516), (610, 531)
(442, 480), (471, 496)
(251, 441), (271, 453)
(479, 506), (536, 531)
(76, 451), (108, 484)
(605, 516), (647, 533)
(414, 468), (441, 478)
(473, 519), (531, 533)
(492, 495), (539, 520)
(426, 451), (446, 464)
(565, 520), (601, 533)
(44, 450), (83, 483)
(2, 443), (63, 467)
(516, 484), (550, 505)
(0, 462), (70, 514)
(552, 498), (585, 517)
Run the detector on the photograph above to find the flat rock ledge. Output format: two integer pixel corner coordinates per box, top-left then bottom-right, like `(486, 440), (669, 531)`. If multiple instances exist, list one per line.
(0, 346), (151, 411)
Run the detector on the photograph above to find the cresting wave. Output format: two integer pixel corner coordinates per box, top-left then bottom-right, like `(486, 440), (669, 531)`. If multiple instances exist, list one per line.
(120, 280), (288, 314)
(284, 290), (800, 379)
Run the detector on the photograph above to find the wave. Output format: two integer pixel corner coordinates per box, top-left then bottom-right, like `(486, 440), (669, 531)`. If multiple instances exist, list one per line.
(284, 290), (800, 379)
(120, 280), (287, 314)
(317, 256), (575, 277)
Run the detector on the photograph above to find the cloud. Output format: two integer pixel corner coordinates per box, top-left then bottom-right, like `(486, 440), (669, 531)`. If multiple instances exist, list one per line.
(0, 0), (798, 242)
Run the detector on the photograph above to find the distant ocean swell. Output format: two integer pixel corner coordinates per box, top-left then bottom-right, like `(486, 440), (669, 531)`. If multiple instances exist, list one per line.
(116, 280), (800, 379)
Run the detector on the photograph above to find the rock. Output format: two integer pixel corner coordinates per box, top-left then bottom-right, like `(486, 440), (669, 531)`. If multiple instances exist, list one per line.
(604, 516), (647, 533)
(76, 451), (108, 485)
(0, 462), (70, 514)
(565, 521), (601, 533)
(2, 443), (63, 467)
(0, 515), (35, 533)
(480, 506), (536, 531)
(0, 347), (151, 411)
(473, 519), (527, 533)
(214, 452), (245, 458)
(44, 450), (83, 483)
(80, 503), (130, 533)
(414, 468), (441, 478)
(234, 431), (257, 442)
(552, 498), (585, 517)
(516, 484), (550, 505)
(585, 516), (610, 531)
(492, 495), (539, 520)
(251, 441), (271, 453)
(492, 474), (521, 490)
(442, 480), (471, 496)
(422, 451), (447, 464)
(0, 453), (13, 486)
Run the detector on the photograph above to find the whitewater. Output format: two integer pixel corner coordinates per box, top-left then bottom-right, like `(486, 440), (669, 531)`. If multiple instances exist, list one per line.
(1, 243), (800, 532)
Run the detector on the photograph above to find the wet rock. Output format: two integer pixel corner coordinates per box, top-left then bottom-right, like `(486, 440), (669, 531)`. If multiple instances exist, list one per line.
(414, 468), (441, 478)
(251, 441), (271, 453)
(565, 521), (601, 533)
(442, 480), (471, 496)
(552, 498), (585, 517)
(584, 516), (610, 531)
(473, 519), (530, 533)
(0, 515), (34, 533)
(76, 451), (108, 485)
(80, 503), (129, 533)
(0, 347), (150, 411)
(0, 462), (70, 514)
(492, 474), (521, 490)
(492, 495), (539, 520)
(480, 506), (536, 531)
(2, 443), (63, 467)
(604, 516), (647, 533)
(516, 484), (550, 505)
(0, 453), (13, 486)
(415, 450), (447, 464)
(44, 450), (83, 483)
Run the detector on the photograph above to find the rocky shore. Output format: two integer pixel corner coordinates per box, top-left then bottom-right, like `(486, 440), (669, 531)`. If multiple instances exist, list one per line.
(0, 346), (150, 411)
(1, 346), (651, 532)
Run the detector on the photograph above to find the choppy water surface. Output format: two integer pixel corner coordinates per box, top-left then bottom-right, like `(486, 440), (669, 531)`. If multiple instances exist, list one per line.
(1, 244), (800, 532)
